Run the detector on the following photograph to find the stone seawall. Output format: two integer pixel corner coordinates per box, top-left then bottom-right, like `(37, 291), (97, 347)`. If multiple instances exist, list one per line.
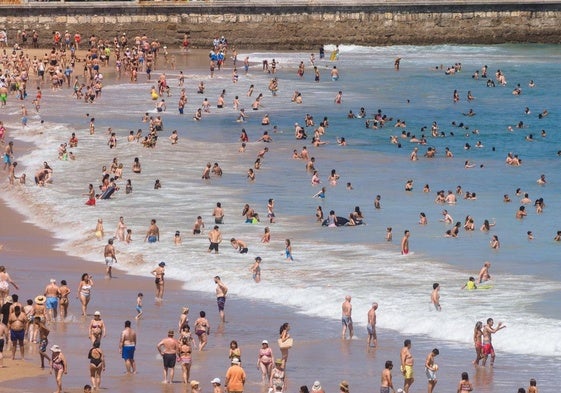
(1, 2), (561, 49)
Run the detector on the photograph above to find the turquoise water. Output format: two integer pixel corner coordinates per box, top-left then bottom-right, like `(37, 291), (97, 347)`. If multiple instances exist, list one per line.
(4, 44), (561, 374)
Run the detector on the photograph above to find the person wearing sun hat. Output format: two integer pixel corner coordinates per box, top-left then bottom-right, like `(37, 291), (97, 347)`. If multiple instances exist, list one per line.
(50, 344), (67, 393)
(311, 381), (324, 393)
(270, 359), (285, 392)
(190, 380), (201, 393)
(339, 380), (350, 393)
(34, 295), (46, 305)
(225, 357), (246, 393)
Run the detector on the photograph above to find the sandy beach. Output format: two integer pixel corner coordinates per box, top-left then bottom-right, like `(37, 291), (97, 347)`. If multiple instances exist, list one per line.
(1, 41), (558, 393)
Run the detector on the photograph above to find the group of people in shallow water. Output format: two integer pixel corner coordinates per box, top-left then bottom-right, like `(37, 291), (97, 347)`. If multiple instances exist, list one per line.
(1, 29), (552, 393)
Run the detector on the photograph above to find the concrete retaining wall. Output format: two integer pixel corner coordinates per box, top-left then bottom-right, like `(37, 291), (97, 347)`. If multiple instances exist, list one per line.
(0, 2), (560, 48)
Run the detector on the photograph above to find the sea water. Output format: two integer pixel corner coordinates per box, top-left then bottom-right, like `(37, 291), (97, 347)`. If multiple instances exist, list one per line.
(3, 44), (561, 370)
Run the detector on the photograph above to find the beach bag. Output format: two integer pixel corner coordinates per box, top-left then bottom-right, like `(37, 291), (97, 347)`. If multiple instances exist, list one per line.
(278, 337), (293, 349)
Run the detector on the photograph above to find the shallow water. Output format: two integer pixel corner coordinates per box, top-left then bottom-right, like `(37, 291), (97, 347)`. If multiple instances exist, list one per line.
(2, 44), (561, 390)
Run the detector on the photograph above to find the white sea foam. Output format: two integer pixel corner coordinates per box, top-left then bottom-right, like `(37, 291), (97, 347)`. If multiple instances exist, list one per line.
(3, 45), (561, 358)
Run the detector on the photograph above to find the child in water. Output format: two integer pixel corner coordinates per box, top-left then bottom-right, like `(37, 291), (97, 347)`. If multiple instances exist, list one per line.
(285, 239), (294, 261)
(461, 277), (477, 290)
(135, 293), (143, 320)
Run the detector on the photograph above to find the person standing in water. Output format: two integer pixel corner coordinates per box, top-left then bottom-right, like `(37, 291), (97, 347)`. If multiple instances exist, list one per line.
(401, 230), (410, 255)
(214, 276), (228, 323)
(151, 262), (166, 302)
(481, 318), (506, 367)
(103, 239), (117, 279)
(341, 295), (353, 339)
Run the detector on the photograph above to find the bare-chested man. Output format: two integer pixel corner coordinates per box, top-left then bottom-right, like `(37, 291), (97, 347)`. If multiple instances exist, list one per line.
(119, 320), (137, 374)
(3, 141), (14, 170)
(341, 295), (353, 339)
(380, 360), (396, 393)
(424, 348), (439, 393)
(431, 283), (441, 311)
(156, 330), (180, 384)
(212, 202), (224, 224)
(367, 302), (378, 347)
(214, 276), (228, 322)
(401, 230), (410, 255)
(400, 339), (414, 393)
(208, 225), (222, 254)
(481, 318), (506, 367)
(8, 305), (28, 360)
(44, 278), (60, 322)
(145, 219), (160, 243)
(478, 262), (491, 283)
(104, 238), (117, 278)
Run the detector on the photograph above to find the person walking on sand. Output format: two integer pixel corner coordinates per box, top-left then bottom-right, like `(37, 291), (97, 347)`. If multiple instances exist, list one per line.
(381, 360), (396, 393)
(400, 339), (414, 393)
(0, 265), (19, 305)
(8, 305), (27, 360)
(341, 295), (353, 339)
(481, 318), (506, 367)
(278, 322), (291, 368)
(401, 230), (410, 255)
(119, 320), (137, 374)
(194, 311), (210, 351)
(152, 262), (166, 301)
(157, 329), (180, 384)
(104, 238), (117, 278)
(88, 340), (105, 390)
(44, 278), (60, 322)
(214, 276), (228, 322)
(77, 273), (93, 316)
(367, 302), (378, 347)
(425, 348), (439, 393)
(89, 311), (106, 344)
(225, 357), (246, 393)
(50, 345), (67, 393)
(58, 280), (70, 320)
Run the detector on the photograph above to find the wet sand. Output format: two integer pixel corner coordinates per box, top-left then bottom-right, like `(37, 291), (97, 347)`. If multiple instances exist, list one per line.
(0, 46), (543, 393)
(0, 196), (510, 393)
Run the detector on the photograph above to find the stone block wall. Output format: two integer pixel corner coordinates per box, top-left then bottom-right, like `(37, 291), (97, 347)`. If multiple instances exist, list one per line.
(0, 3), (560, 49)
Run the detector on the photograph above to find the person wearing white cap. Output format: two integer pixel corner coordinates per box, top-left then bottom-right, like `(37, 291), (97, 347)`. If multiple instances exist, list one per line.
(44, 278), (60, 322)
(211, 377), (222, 393)
(311, 381), (324, 393)
(258, 339), (274, 383)
(50, 344), (67, 393)
(89, 311), (106, 344)
(225, 357), (246, 393)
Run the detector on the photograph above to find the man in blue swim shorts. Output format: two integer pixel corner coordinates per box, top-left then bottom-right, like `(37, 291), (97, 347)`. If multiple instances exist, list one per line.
(44, 278), (61, 322)
(119, 320), (137, 374)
